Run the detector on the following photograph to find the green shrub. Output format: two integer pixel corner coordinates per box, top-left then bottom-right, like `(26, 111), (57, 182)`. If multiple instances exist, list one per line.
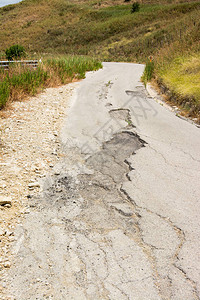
(142, 58), (154, 86)
(131, 2), (140, 13)
(5, 44), (26, 61)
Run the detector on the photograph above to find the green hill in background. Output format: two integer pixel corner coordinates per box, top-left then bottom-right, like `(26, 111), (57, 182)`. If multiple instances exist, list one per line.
(0, 0), (200, 120)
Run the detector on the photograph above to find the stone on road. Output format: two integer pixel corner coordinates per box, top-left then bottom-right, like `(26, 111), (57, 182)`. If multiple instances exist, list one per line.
(4, 63), (200, 299)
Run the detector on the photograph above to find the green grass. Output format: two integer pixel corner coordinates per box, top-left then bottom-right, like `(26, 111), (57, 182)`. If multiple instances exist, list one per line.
(142, 59), (154, 86)
(0, 66), (48, 108)
(0, 56), (102, 109)
(158, 55), (200, 100)
(155, 54), (200, 115)
(46, 56), (102, 82)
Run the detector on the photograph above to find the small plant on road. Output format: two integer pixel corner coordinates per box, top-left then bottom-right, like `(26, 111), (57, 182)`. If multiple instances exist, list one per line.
(125, 119), (132, 126)
(106, 80), (112, 87)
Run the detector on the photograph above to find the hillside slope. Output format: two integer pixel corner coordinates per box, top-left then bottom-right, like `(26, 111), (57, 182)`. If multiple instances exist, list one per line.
(0, 0), (199, 60)
(0, 0), (200, 119)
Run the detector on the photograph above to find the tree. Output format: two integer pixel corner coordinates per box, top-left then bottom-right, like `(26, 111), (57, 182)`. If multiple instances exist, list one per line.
(5, 44), (26, 61)
(131, 2), (140, 13)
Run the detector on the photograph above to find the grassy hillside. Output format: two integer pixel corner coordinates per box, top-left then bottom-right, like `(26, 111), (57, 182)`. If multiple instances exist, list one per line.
(0, 0), (200, 119)
(0, 0), (199, 60)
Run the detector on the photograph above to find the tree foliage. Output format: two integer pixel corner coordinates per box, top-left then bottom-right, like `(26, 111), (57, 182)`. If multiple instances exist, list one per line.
(131, 2), (140, 13)
(5, 44), (26, 61)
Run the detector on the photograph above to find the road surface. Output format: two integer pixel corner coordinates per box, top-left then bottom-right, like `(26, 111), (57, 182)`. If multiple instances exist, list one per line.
(5, 63), (200, 299)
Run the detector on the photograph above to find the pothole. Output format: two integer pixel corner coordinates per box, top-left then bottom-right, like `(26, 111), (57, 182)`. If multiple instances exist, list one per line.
(109, 108), (130, 121)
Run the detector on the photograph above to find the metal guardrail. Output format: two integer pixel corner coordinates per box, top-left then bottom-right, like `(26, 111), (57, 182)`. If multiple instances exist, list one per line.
(0, 60), (39, 70)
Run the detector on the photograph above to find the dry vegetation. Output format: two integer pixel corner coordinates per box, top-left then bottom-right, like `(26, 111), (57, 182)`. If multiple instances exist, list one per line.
(0, 0), (199, 60)
(0, 56), (102, 108)
(0, 0), (200, 118)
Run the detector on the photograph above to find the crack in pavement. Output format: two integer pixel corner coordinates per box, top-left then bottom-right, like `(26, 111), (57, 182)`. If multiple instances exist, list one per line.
(5, 109), (163, 299)
(121, 171), (199, 299)
(3, 63), (200, 300)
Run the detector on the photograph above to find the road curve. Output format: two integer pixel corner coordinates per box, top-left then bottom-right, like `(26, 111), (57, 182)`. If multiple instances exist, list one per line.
(5, 62), (200, 299)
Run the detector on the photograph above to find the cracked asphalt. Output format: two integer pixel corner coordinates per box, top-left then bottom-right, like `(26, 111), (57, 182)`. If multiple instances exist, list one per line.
(4, 62), (200, 299)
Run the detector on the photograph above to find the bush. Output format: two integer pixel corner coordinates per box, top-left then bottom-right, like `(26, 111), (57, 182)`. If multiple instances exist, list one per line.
(5, 44), (26, 61)
(142, 57), (154, 86)
(131, 2), (140, 13)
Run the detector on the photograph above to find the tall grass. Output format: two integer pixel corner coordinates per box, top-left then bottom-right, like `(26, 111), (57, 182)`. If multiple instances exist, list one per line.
(142, 58), (154, 86)
(46, 56), (102, 83)
(0, 66), (48, 108)
(155, 53), (200, 118)
(0, 56), (102, 109)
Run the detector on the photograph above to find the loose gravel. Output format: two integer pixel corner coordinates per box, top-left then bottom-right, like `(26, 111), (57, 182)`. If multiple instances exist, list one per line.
(0, 83), (75, 297)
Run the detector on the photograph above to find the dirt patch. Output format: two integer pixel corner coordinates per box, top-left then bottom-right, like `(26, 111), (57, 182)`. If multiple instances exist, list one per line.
(0, 83), (75, 296)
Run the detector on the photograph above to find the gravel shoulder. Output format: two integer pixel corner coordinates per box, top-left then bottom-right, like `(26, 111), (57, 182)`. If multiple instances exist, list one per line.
(0, 83), (76, 297)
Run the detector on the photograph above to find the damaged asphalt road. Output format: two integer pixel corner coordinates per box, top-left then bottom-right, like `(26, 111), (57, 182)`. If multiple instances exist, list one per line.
(4, 63), (200, 299)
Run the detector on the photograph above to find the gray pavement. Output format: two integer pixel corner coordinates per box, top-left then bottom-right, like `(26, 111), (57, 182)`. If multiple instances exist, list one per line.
(5, 62), (200, 299)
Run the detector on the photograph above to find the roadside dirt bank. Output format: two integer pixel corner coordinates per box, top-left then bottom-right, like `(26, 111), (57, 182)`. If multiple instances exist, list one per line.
(148, 80), (200, 125)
